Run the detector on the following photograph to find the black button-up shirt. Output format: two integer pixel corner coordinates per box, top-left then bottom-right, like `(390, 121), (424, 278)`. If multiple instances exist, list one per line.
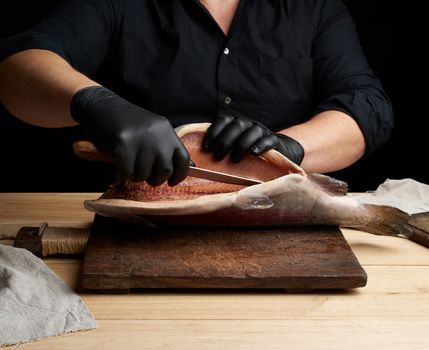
(0, 0), (393, 155)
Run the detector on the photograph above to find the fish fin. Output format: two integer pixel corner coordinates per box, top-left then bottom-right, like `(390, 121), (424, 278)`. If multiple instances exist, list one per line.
(308, 173), (348, 196)
(234, 193), (274, 210)
(116, 214), (156, 227)
(357, 204), (429, 248)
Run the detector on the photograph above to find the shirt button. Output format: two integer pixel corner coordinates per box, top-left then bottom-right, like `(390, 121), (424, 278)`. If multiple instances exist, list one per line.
(224, 96), (232, 104)
(223, 47), (230, 55)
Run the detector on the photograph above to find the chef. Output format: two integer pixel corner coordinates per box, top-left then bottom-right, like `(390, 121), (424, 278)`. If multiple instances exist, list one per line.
(0, 0), (393, 187)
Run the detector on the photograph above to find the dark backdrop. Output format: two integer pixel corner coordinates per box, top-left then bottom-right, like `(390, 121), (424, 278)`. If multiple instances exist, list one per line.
(0, 0), (427, 192)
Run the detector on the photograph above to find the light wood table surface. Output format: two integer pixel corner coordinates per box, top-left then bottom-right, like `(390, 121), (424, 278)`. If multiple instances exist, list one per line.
(1, 193), (428, 350)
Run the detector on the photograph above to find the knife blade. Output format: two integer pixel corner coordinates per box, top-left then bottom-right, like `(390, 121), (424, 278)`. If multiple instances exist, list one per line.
(188, 166), (261, 186)
(73, 141), (262, 186)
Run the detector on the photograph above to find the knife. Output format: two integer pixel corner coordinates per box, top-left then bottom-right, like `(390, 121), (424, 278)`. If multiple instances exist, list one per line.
(73, 141), (262, 186)
(187, 165), (261, 186)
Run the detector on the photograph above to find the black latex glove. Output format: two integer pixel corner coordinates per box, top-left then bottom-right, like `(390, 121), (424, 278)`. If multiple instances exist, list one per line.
(202, 114), (305, 164)
(71, 86), (190, 186)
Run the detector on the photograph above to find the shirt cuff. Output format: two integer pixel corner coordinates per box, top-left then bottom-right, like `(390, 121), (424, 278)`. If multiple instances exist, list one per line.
(313, 90), (394, 156)
(0, 31), (69, 64)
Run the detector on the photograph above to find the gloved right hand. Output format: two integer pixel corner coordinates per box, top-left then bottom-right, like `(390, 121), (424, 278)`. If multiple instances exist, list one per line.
(70, 86), (190, 186)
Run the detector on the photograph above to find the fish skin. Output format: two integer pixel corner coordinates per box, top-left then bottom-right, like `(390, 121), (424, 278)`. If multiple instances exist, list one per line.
(84, 123), (429, 247)
(87, 172), (357, 223)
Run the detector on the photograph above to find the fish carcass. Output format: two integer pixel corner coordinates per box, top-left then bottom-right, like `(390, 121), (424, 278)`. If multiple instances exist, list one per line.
(80, 123), (429, 247)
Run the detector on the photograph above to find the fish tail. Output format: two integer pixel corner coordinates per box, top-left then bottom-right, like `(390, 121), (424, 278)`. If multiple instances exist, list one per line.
(408, 212), (429, 247)
(357, 204), (429, 248)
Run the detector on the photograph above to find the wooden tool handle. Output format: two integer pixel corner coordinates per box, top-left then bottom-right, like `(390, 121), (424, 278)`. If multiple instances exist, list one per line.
(7, 223), (90, 257)
(73, 141), (113, 163)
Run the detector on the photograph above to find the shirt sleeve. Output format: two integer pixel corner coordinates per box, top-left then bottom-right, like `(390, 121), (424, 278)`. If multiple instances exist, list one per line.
(312, 0), (393, 155)
(0, 0), (117, 76)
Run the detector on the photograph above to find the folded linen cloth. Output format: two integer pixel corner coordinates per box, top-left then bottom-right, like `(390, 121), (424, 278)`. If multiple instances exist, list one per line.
(0, 244), (97, 347)
(354, 178), (429, 215)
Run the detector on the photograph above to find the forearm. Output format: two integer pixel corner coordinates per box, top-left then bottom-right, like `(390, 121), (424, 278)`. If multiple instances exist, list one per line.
(280, 111), (366, 173)
(0, 49), (99, 128)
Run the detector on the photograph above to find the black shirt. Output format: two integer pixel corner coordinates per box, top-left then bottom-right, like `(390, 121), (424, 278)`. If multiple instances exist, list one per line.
(0, 0), (393, 155)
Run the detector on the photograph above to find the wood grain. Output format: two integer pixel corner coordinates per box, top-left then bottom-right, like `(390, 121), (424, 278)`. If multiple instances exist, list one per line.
(81, 216), (366, 290)
(1, 193), (428, 350)
(16, 319), (429, 350)
(0, 193), (99, 227)
(44, 262), (429, 321)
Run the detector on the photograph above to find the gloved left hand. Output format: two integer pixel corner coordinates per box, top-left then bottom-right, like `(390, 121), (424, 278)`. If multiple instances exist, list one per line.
(202, 114), (305, 164)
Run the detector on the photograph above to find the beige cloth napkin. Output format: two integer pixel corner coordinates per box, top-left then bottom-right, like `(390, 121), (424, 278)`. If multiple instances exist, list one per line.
(0, 244), (97, 347)
(354, 178), (429, 214)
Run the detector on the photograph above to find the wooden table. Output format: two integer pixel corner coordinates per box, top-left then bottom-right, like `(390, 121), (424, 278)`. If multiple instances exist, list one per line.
(1, 193), (428, 350)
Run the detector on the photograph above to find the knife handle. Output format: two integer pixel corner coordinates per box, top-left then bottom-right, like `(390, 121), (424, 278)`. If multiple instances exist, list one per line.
(73, 141), (197, 167)
(73, 141), (113, 163)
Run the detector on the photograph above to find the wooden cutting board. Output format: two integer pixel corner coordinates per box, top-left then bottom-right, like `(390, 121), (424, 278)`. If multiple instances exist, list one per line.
(81, 215), (367, 292)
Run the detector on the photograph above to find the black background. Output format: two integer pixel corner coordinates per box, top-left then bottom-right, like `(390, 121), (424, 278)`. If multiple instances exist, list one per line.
(0, 0), (427, 192)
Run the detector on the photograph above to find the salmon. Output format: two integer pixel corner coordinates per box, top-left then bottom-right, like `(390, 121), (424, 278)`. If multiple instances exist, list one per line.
(83, 123), (429, 247)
